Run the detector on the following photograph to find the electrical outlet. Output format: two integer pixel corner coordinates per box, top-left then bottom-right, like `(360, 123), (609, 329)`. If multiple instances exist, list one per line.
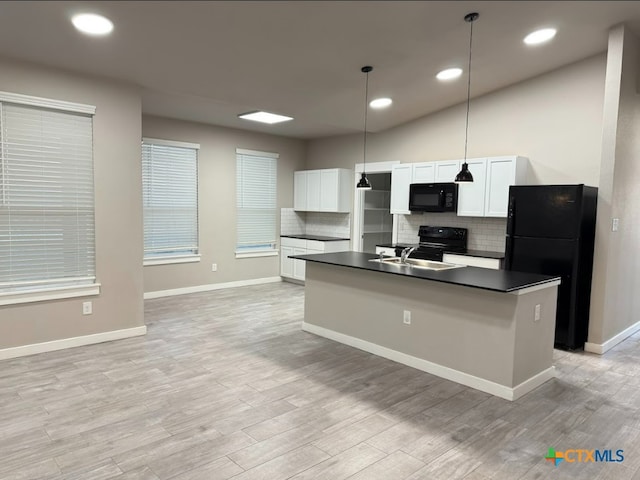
(82, 301), (92, 315)
(403, 310), (411, 325)
(211, 263), (217, 272)
(534, 304), (541, 322)
(612, 218), (619, 232)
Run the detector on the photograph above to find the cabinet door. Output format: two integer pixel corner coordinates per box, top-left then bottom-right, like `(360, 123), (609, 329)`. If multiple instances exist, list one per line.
(280, 245), (294, 277)
(390, 164), (412, 215)
(320, 169), (339, 212)
(412, 163), (435, 183)
(306, 170), (321, 211)
(293, 171), (307, 211)
(485, 157), (516, 217)
(456, 158), (487, 217)
(434, 160), (461, 183)
(293, 247), (307, 280)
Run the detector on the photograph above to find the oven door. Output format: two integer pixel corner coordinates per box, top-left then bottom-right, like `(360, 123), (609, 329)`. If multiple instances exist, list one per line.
(409, 184), (445, 212)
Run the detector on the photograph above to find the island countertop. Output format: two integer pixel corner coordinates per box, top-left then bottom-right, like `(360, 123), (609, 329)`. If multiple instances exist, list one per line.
(291, 251), (559, 293)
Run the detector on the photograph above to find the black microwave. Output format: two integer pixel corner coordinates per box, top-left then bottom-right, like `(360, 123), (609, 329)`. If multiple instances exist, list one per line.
(409, 182), (458, 212)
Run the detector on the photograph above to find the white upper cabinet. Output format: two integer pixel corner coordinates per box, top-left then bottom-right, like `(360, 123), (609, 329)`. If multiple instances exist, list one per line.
(390, 163), (413, 215)
(434, 160), (461, 183)
(293, 168), (352, 213)
(484, 156), (528, 217)
(293, 171), (307, 211)
(456, 158), (488, 217)
(412, 162), (436, 183)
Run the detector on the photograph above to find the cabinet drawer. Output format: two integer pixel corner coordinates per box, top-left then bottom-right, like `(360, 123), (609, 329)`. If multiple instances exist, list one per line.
(280, 237), (307, 249)
(375, 246), (396, 256)
(443, 254), (502, 270)
(306, 240), (325, 252)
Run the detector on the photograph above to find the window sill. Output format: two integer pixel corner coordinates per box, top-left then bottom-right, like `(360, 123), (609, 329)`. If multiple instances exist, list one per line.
(0, 283), (101, 307)
(144, 255), (201, 266)
(235, 250), (279, 259)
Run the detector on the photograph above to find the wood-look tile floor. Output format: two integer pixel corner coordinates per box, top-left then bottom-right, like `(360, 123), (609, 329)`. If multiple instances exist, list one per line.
(2, 282), (640, 479)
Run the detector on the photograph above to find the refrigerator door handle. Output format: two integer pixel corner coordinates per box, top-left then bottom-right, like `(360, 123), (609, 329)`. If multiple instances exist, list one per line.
(507, 193), (515, 235)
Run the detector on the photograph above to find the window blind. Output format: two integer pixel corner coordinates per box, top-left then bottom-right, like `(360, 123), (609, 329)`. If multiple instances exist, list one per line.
(0, 103), (95, 293)
(236, 152), (277, 252)
(142, 140), (198, 259)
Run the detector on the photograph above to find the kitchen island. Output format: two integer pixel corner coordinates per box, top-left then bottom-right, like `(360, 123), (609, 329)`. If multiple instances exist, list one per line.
(292, 251), (561, 401)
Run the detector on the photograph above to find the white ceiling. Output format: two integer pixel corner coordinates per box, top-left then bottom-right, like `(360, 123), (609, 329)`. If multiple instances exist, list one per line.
(1, 1), (639, 139)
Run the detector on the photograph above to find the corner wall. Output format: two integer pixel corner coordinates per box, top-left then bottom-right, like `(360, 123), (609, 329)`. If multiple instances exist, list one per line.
(588, 26), (640, 350)
(0, 58), (144, 350)
(142, 115), (306, 294)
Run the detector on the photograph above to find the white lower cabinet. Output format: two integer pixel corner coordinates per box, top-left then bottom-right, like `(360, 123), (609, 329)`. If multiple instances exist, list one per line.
(443, 253), (502, 270)
(375, 246), (396, 257)
(280, 237), (350, 281)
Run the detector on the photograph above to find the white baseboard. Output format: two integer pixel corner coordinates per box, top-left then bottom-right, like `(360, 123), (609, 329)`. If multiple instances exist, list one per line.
(0, 326), (147, 361)
(302, 322), (554, 401)
(585, 320), (640, 354)
(144, 276), (282, 299)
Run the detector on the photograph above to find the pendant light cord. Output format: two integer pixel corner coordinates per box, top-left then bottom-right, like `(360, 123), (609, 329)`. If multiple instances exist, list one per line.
(363, 68), (370, 171)
(463, 15), (475, 163)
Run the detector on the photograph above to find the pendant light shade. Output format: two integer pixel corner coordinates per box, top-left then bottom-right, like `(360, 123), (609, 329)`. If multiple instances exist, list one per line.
(357, 66), (373, 190)
(455, 12), (479, 184)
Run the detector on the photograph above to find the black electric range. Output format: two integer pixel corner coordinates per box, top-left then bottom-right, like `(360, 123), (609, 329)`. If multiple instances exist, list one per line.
(410, 226), (468, 261)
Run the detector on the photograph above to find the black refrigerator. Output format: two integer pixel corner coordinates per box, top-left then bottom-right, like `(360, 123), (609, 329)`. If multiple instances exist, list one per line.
(505, 185), (598, 350)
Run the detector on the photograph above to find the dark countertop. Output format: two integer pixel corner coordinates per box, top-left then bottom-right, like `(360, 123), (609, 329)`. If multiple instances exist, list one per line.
(376, 244), (504, 259)
(291, 251), (559, 293)
(281, 234), (350, 242)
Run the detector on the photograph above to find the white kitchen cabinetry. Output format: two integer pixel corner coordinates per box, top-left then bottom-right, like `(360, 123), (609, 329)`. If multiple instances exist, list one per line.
(280, 237), (350, 282)
(375, 246), (396, 257)
(457, 156), (528, 217)
(443, 253), (502, 270)
(293, 168), (352, 213)
(435, 160), (461, 183)
(293, 171), (307, 211)
(412, 163), (436, 183)
(456, 158), (488, 217)
(484, 156), (528, 217)
(390, 164), (412, 215)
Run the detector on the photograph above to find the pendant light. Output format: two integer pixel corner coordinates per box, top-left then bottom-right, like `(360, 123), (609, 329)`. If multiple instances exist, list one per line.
(356, 65), (373, 190)
(455, 12), (479, 183)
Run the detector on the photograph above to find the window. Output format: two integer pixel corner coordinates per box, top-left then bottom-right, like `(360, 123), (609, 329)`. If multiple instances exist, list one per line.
(142, 138), (199, 265)
(236, 149), (278, 257)
(0, 92), (98, 305)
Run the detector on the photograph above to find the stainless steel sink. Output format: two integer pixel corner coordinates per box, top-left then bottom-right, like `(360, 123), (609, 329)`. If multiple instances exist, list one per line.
(368, 257), (465, 271)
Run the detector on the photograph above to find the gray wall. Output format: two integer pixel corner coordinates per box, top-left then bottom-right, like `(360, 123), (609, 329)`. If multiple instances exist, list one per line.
(142, 115), (306, 294)
(306, 54), (606, 188)
(589, 26), (640, 345)
(0, 58), (144, 349)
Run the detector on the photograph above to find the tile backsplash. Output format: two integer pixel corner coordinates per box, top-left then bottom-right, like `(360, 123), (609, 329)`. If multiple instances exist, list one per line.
(397, 213), (507, 252)
(281, 208), (351, 239)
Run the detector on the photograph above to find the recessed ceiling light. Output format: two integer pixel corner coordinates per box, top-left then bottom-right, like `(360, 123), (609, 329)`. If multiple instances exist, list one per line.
(238, 111), (293, 124)
(72, 13), (114, 36)
(369, 98), (392, 109)
(524, 28), (557, 45)
(436, 68), (463, 81)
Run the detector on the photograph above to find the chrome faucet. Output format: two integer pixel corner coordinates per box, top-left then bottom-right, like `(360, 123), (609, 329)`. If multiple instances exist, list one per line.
(400, 246), (417, 264)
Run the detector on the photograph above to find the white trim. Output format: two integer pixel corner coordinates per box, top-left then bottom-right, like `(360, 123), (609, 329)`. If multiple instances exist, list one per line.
(585, 319), (640, 354)
(354, 161), (400, 174)
(236, 148), (279, 158)
(144, 254), (201, 266)
(142, 137), (200, 150)
(0, 283), (101, 306)
(509, 279), (561, 295)
(0, 326), (147, 361)
(0, 90), (95, 115)
(144, 276), (282, 299)
(235, 250), (279, 259)
(302, 322), (554, 401)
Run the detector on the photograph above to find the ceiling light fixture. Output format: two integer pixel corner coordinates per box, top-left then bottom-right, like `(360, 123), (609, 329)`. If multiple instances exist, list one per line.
(455, 12), (479, 184)
(369, 97), (392, 109)
(357, 66), (373, 190)
(238, 111), (293, 124)
(71, 13), (114, 36)
(524, 28), (557, 45)
(436, 68), (463, 81)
